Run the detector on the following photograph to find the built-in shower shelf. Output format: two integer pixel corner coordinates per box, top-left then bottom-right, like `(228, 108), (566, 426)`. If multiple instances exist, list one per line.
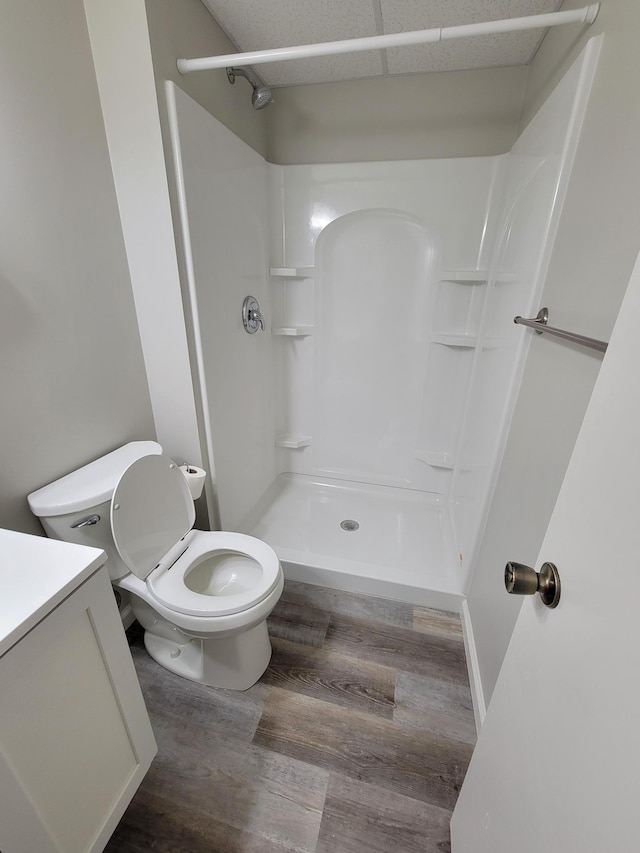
(416, 451), (482, 471)
(275, 434), (312, 449)
(440, 269), (518, 285)
(433, 334), (477, 348)
(432, 333), (506, 348)
(270, 267), (315, 278)
(272, 326), (313, 336)
(440, 269), (488, 284)
(415, 451), (456, 469)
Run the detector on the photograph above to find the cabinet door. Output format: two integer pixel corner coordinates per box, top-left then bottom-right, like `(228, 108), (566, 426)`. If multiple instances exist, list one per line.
(0, 567), (156, 853)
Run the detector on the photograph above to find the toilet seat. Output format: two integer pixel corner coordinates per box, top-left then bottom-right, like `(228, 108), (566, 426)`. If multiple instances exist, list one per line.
(111, 454), (281, 619)
(146, 530), (281, 618)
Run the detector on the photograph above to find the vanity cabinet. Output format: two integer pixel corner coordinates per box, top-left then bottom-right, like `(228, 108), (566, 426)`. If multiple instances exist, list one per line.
(0, 530), (157, 853)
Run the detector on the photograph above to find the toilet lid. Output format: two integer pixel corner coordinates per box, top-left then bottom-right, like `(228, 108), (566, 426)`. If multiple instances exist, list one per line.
(111, 454), (195, 580)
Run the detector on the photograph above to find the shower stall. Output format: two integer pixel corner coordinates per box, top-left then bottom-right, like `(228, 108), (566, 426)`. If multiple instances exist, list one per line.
(166, 38), (599, 610)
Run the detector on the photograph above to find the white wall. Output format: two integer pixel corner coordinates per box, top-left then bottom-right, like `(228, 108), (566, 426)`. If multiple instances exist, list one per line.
(466, 0), (640, 713)
(83, 0), (201, 468)
(0, 0), (155, 535)
(145, 0), (268, 160)
(83, 0), (274, 529)
(266, 66), (528, 164)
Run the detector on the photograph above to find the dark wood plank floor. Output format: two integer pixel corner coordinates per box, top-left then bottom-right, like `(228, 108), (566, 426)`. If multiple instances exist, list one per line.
(105, 581), (475, 853)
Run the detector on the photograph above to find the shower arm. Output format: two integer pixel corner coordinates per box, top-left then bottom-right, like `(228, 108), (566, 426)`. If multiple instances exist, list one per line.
(177, 4), (599, 74)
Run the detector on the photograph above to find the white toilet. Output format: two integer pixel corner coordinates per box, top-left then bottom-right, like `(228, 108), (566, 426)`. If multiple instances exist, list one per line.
(27, 441), (284, 690)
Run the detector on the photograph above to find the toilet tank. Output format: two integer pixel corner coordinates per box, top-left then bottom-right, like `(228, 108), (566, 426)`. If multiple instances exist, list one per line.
(27, 441), (163, 581)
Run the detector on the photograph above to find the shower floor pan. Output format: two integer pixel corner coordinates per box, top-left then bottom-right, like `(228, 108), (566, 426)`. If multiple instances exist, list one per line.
(242, 473), (464, 611)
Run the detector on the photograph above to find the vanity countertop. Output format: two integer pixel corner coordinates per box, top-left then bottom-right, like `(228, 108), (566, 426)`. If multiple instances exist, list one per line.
(0, 528), (106, 657)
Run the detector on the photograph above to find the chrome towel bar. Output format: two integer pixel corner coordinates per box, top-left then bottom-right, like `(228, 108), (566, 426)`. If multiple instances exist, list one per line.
(514, 307), (608, 353)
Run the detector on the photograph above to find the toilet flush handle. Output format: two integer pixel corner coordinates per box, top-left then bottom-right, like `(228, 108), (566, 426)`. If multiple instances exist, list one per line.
(70, 513), (101, 529)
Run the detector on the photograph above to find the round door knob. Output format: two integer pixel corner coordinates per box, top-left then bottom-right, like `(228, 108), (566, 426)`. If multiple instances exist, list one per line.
(505, 562), (539, 595)
(504, 561), (561, 608)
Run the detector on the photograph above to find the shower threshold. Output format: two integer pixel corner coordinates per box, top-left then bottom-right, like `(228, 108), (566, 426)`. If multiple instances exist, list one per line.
(241, 473), (465, 612)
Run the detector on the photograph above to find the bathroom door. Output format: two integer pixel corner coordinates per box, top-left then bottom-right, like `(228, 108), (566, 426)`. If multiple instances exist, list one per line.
(450, 251), (640, 851)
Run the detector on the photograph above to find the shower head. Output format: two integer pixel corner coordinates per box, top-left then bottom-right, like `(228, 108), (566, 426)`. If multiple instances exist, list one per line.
(251, 84), (273, 110)
(226, 66), (273, 110)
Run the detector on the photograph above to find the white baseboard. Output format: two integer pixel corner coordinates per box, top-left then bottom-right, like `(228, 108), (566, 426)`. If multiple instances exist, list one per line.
(460, 598), (486, 734)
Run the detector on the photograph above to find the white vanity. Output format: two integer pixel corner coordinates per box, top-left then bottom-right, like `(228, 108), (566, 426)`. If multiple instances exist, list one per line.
(0, 529), (156, 853)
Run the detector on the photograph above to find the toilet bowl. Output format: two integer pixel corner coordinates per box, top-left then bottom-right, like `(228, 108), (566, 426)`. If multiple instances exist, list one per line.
(27, 441), (284, 690)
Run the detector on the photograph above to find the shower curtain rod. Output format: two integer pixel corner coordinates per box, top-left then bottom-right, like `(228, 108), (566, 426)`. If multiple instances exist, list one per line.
(177, 4), (599, 74)
(514, 308), (608, 353)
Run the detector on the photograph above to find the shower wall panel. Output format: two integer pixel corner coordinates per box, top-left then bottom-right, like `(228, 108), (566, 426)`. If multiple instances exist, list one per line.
(268, 157), (502, 492)
(168, 85), (276, 530)
(451, 39), (602, 573)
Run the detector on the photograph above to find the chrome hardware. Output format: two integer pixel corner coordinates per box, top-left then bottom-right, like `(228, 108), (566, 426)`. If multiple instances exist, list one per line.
(504, 561), (561, 609)
(516, 306), (549, 334)
(514, 306), (608, 353)
(242, 295), (264, 334)
(70, 513), (100, 529)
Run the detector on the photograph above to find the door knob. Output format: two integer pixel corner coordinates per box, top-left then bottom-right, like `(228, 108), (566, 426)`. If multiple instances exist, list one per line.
(504, 561), (561, 608)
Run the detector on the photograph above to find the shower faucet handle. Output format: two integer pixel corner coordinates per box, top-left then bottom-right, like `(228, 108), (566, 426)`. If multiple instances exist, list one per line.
(249, 307), (264, 330)
(242, 295), (264, 333)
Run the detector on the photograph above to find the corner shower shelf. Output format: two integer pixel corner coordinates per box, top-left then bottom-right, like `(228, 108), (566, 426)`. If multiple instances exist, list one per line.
(275, 434), (312, 449)
(440, 269), (518, 285)
(440, 269), (488, 284)
(272, 326), (313, 336)
(433, 334), (477, 348)
(432, 333), (506, 349)
(415, 451), (456, 469)
(415, 450), (481, 471)
(270, 267), (315, 278)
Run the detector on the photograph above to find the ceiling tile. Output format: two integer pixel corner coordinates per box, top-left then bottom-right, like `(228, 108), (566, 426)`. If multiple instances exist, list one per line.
(201, 0), (565, 85)
(257, 52), (384, 87)
(379, 0), (562, 32)
(202, 0), (383, 84)
(381, 0), (561, 73)
(385, 31), (545, 75)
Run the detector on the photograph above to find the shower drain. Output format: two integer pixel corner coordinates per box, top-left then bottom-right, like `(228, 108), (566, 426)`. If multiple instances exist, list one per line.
(340, 519), (359, 532)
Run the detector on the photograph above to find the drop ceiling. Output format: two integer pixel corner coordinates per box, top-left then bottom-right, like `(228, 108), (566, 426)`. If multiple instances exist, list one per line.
(200, 0), (563, 87)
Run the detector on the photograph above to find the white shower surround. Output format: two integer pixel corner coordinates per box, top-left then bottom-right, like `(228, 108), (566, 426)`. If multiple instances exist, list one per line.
(166, 39), (597, 608)
(262, 155), (500, 607)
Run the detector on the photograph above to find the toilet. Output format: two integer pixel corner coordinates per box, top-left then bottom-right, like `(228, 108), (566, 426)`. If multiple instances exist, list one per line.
(27, 441), (284, 690)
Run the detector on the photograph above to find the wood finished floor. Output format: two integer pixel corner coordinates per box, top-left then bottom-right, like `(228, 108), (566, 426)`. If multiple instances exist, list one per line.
(105, 581), (475, 853)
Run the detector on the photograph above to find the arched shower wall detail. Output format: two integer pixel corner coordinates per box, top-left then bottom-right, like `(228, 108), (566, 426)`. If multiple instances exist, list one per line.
(310, 209), (442, 490)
